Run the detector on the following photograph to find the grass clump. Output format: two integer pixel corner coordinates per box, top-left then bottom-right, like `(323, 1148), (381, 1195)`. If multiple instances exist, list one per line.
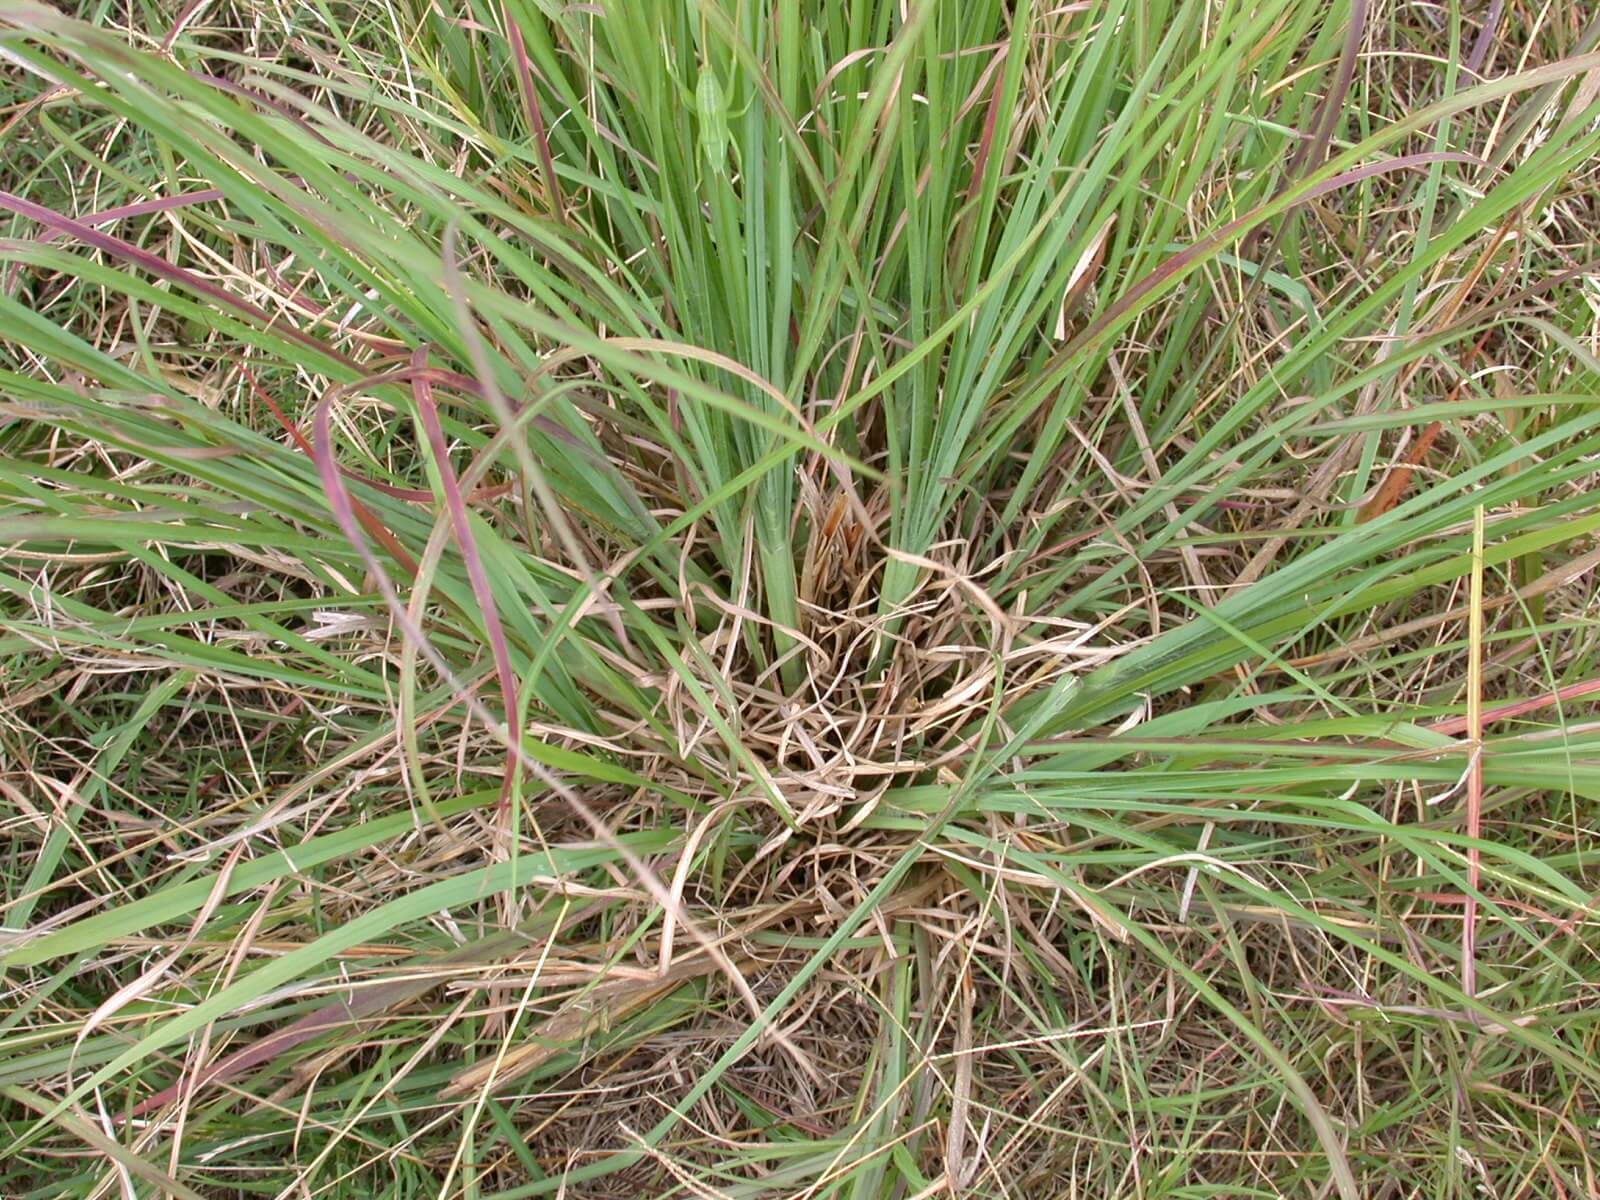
(2, 0), (1599, 1195)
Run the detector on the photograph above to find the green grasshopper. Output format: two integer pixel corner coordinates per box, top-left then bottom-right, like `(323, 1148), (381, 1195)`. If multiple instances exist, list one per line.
(662, 23), (753, 188)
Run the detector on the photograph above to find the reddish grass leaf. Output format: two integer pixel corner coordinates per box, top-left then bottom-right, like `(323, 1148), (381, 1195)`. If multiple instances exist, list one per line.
(501, 1), (567, 227)
(1428, 676), (1600, 737)
(242, 366), (420, 575)
(1356, 420), (1444, 523)
(0, 187), (357, 371)
(409, 346), (524, 808)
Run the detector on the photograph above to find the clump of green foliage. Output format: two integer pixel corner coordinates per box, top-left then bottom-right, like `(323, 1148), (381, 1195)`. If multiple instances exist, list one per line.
(3, 1), (1599, 1196)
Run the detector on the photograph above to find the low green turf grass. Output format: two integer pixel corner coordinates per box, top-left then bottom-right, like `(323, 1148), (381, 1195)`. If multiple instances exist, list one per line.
(2, 0), (1599, 1195)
